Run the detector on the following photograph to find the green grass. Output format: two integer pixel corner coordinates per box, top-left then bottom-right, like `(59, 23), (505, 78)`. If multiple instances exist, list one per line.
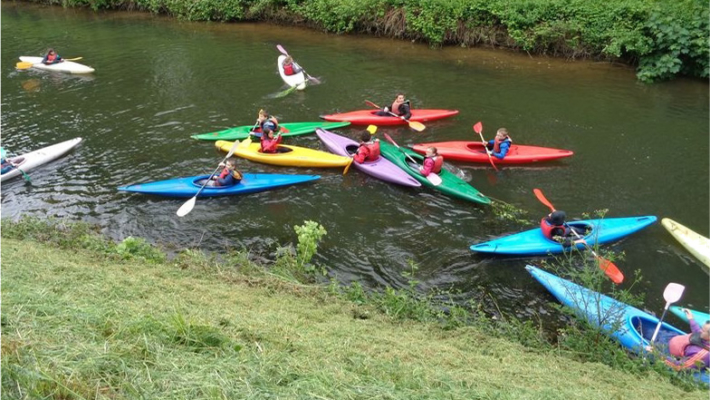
(3, 238), (707, 399)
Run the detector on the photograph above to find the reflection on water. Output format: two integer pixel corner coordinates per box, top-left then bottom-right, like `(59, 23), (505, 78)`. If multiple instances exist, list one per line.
(1, 3), (708, 319)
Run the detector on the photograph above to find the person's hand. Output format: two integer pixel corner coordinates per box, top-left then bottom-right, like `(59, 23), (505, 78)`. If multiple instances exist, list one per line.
(684, 308), (694, 319)
(644, 345), (653, 352)
(383, 107), (389, 113)
(218, 162), (225, 167)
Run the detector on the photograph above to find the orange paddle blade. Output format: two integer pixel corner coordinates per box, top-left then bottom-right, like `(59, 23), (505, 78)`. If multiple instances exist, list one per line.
(598, 257), (624, 284)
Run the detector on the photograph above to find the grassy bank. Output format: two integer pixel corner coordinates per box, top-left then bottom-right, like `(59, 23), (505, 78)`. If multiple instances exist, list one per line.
(25, 0), (710, 82)
(2, 218), (708, 398)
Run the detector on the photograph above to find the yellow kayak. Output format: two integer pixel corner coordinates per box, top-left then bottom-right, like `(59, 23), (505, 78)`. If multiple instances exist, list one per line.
(215, 140), (351, 168)
(662, 218), (710, 268)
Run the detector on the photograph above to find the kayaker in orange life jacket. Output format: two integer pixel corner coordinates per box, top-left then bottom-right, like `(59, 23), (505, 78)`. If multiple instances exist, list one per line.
(41, 48), (64, 65)
(540, 210), (586, 246)
(486, 128), (512, 159)
(205, 158), (242, 187)
(646, 308), (710, 372)
(376, 94), (412, 120)
(282, 56), (302, 76)
(260, 128), (283, 153)
(353, 131), (381, 164)
(419, 147), (443, 177)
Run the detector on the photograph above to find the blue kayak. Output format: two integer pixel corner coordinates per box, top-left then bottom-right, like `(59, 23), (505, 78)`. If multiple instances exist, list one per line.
(470, 216), (657, 255)
(670, 306), (710, 325)
(526, 265), (709, 384)
(118, 173), (319, 198)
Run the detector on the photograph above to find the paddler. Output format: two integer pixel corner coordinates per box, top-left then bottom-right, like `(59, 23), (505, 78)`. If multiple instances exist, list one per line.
(282, 56), (303, 76)
(353, 131), (381, 164)
(485, 128), (513, 160)
(376, 94), (412, 120)
(41, 48), (64, 65)
(648, 308), (710, 372)
(419, 147), (443, 178)
(540, 210), (586, 246)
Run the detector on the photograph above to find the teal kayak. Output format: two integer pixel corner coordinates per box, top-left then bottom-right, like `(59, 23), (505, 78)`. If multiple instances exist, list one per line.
(191, 121), (351, 141)
(669, 306), (710, 324)
(378, 141), (490, 205)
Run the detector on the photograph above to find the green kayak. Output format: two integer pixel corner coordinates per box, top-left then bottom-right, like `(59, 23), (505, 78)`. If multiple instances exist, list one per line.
(191, 121), (351, 141)
(379, 141), (490, 205)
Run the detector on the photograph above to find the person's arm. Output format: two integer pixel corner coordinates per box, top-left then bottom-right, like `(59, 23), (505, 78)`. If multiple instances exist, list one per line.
(292, 62), (302, 73)
(492, 141), (510, 159)
(419, 158), (433, 176)
(41, 55), (49, 64)
(400, 102), (412, 120)
(353, 146), (368, 164)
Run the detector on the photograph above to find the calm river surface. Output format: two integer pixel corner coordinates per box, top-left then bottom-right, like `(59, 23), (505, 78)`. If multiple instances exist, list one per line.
(2, 3), (708, 321)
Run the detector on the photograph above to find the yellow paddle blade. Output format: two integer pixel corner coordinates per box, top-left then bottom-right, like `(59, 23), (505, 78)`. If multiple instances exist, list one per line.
(409, 121), (426, 132)
(16, 62), (33, 70)
(64, 57), (82, 61)
(239, 138), (252, 148)
(366, 125), (377, 134)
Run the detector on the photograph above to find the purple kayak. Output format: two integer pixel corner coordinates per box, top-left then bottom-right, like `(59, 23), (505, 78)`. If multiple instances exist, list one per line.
(316, 128), (421, 187)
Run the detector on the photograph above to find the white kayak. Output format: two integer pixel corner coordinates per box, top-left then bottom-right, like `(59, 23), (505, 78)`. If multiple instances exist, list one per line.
(277, 55), (306, 90)
(19, 56), (95, 74)
(1, 138), (83, 182)
(662, 217), (710, 268)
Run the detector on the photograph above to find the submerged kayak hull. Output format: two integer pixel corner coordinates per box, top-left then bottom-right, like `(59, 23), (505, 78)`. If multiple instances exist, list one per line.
(378, 141), (490, 205)
(19, 56), (95, 74)
(470, 217), (657, 255)
(278, 55), (306, 90)
(320, 109), (459, 126)
(1, 138), (83, 182)
(411, 141), (574, 164)
(526, 265), (708, 384)
(191, 122), (351, 141)
(215, 140), (351, 168)
(662, 218), (710, 268)
(118, 173), (319, 198)
(315, 128), (420, 187)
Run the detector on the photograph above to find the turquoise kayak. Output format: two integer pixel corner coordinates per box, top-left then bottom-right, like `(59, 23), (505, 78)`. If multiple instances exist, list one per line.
(378, 141), (490, 205)
(669, 306), (710, 324)
(470, 216), (657, 255)
(527, 265), (709, 384)
(191, 121), (351, 141)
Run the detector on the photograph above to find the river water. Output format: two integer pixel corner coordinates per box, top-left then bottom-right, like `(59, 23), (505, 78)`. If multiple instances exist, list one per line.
(2, 4), (708, 321)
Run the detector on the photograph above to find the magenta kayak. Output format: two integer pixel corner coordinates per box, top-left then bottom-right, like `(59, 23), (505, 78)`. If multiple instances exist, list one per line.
(315, 128), (421, 187)
(320, 109), (459, 126)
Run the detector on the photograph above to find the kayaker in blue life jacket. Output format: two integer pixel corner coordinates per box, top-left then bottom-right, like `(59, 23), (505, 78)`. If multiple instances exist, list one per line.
(282, 56), (302, 76)
(41, 48), (64, 65)
(253, 109), (279, 137)
(486, 128), (512, 159)
(540, 210), (586, 246)
(376, 94), (412, 120)
(207, 158), (242, 187)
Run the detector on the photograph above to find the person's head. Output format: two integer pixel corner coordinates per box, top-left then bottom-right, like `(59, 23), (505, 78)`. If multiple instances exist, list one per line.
(547, 210), (566, 226)
(284, 56), (293, 64)
(263, 128), (274, 139)
(395, 94), (405, 103)
(496, 128), (509, 139)
(426, 147), (438, 157)
(360, 131), (371, 143)
(225, 158), (238, 170)
(258, 109), (267, 119)
(701, 321), (710, 340)
(47, 48), (55, 55)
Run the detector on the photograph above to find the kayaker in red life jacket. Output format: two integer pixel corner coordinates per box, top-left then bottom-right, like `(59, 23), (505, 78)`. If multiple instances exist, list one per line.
(353, 131), (380, 164)
(646, 308), (710, 371)
(540, 210), (586, 246)
(376, 94), (412, 120)
(486, 128), (512, 159)
(419, 147), (443, 177)
(206, 158), (242, 187)
(260, 128), (282, 153)
(282, 56), (302, 76)
(41, 48), (64, 65)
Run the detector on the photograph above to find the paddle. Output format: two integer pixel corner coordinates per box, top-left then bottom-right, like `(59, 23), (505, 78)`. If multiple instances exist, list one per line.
(16, 57), (83, 70)
(365, 100), (425, 132)
(649, 283), (686, 344)
(383, 133), (442, 186)
(276, 44), (321, 84)
(176, 140), (241, 217)
(473, 122), (499, 171)
(532, 188), (624, 284)
(274, 85), (298, 98)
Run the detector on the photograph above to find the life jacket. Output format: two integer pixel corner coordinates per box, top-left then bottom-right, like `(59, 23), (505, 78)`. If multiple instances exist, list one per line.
(46, 53), (58, 63)
(219, 168), (243, 181)
(431, 155), (443, 173)
(540, 217), (565, 240)
(493, 137), (511, 154)
(262, 119), (277, 133)
(283, 63), (295, 76)
(365, 140), (380, 161)
(391, 100), (404, 115)
(669, 332), (710, 357)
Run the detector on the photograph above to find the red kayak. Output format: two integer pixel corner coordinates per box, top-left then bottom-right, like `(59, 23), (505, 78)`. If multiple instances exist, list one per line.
(320, 109), (459, 126)
(411, 141), (574, 164)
